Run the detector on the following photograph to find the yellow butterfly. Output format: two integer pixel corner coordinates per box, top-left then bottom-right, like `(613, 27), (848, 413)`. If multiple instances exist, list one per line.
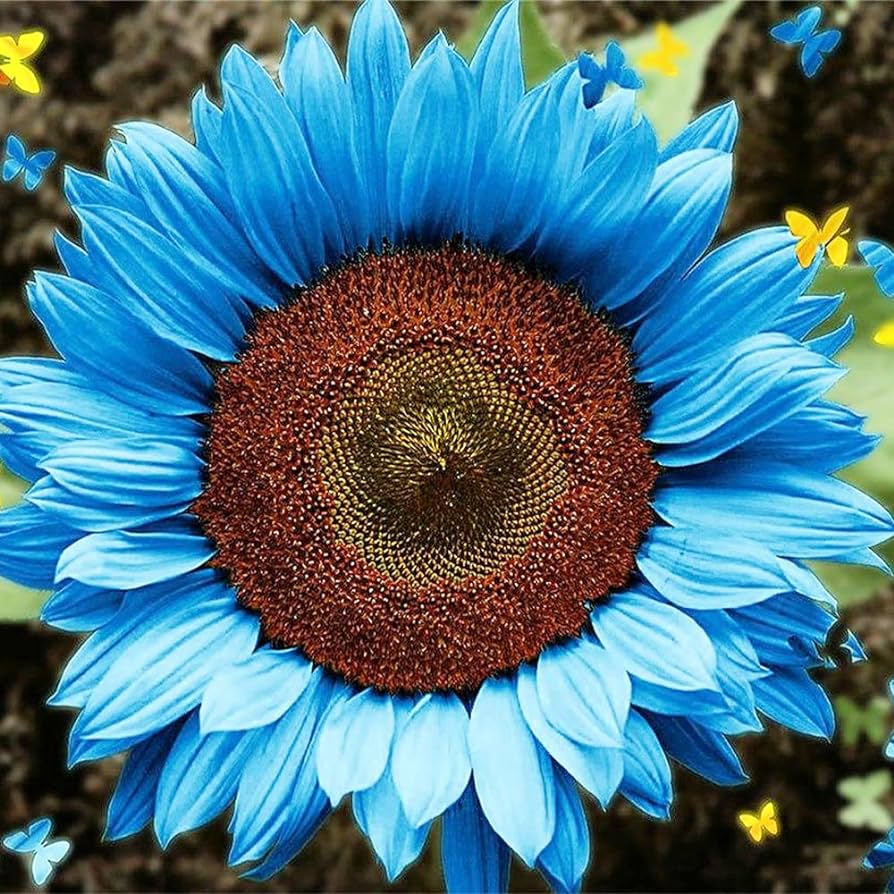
(637, 23), (690, 77)
(0, 30), (46, 95)
(873, 321), (894, 347)
(737, 799), (781, 844)
(785, 206), (850, 269)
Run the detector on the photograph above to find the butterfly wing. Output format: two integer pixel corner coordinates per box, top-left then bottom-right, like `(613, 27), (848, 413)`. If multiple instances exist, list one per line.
(874, 322), (894, 348)
(2, 817), (52, 853)
(578, 55), (608, 108)
(859, 239), (894, 297)
(769, 18), (801, 45)
(638, 49), (677, 77)
(737, 811), (764, 843)
(30, 839), (71, 886)
(7, 60), (40, 94)
(826, 235), (849, 268)
(759, 800), (780, 836)
(2, 134), (27, 183)
(22, 149), (55, 191)
(885, 731), (894, 758)
(15, 30), (46, 60)
(657, 22), (689, 57)
(0, 34), (17, 59)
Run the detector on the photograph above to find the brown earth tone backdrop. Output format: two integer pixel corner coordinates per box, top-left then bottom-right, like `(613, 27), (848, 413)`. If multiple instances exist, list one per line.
(2, 1), (894, 892)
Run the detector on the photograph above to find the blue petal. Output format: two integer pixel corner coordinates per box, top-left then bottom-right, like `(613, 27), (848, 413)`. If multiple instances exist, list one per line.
(386, 39), (478, 244)
(200, 647), (312, 734)
(469, 0), (523, 149)
(29, 273), (213, 416)
(635, 228), (821, 383)
(0, 431), (55, 482)
(347, 0), (411, 239)
(659, 100), (738, 161)
(596, 149), (732, 311)
(154, 712), (256, 846)
(536, 636), (630, 747)
(229, 670), (339, 869)
(591, 592), (719, 692)
(75, 575), (258, 740)
(645, 713), (747, 786)
(280, 27), (370, 251)
(75, 205), (248, 361)
(636, 526), (824, 609)
(190, 87), (223, 162)
(859, 238), (894, 297)
(391, 692), (471, 828)
(441, 782), (510, 894)
(583, 88), (637, 164)
(105, 722), (182, 840)
(654, 457), (894, 558)
(0, 379), (203, 446)
(649, 334), (843, 465)
(536, 766), (590, 894)
(316, 687), (395, 805)
(55, 516), (215, 589)
(535, 118), (657, 282)
(353, 766), (432, 882)
(771, 293), (843, 339)
(219, 47), (343, 284)
(469, 79), (560, 252)
(618, 710), (672, 820)
(807, 315), (854, 357)
(28, 438), (203, 532)
(751, 666), (834, 738)
(109, 122), (279, 307)
(517, 663), (624, 808)
(40, 580), (122, 631)
(469, 675), (556, 865)
(730, 400), (879, 474)
(0, 502), (77, 588)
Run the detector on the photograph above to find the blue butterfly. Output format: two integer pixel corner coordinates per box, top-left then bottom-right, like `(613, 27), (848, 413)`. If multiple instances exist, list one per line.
(2, 817), (71, 886)
(2, 134), (56, 191)
(859, 239), (894, 298)
(578, 41), (643, 109)
(769, 5), (841, 78)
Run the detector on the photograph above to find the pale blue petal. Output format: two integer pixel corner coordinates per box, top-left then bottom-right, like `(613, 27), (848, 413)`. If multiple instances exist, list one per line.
(591, 592), (719, 692)
(469, 675), (556, 865)
(536, 636), (630, 748)
(55, 516), (215, 589)
(41, 580), (122, 631)
(0, 502), (77, 588)
(200, 647), (312, 734)
(618, 710), (672, 819)
(536, 766), (590, 894)
(316, 687), (395, 805)
(517, 664), (624, 808)
(392, 692), (471, 828)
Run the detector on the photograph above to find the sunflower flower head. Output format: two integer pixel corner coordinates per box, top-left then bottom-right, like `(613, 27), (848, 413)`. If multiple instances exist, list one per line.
(1, 1), (891, 890)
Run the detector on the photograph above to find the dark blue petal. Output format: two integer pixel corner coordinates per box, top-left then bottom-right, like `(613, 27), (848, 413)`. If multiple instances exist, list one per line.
(441, 782), (510, 894)
(536, 765), (590, 894)
(751, 666), (834, 738)
(40, 580), (122, 631)
(645, 714), (747, 786)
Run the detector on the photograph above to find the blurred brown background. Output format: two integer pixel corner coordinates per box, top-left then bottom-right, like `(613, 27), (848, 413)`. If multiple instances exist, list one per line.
(2, 1), (894, 891)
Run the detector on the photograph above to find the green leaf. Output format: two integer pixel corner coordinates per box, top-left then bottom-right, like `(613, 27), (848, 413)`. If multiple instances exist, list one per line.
(808, 265), (894, 606)
(837, 770), (893, 832)
(0, 463), (47, 621)
(834, 695), (892, 748)
(456, 0), (565, 88)
(618, 0), (741, 144)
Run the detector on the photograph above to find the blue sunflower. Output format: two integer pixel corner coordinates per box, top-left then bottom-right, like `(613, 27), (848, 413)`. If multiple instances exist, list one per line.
(1, 1), (891, 890)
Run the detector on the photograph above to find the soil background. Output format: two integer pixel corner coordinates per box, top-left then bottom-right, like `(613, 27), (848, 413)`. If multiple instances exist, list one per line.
(2, 1), (894, 891)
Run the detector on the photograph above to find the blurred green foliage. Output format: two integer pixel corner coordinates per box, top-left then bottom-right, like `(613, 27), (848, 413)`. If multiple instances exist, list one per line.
(812, 266), (894, 606)
(838, 769), (893, 832)
(835, 695), (893, 748)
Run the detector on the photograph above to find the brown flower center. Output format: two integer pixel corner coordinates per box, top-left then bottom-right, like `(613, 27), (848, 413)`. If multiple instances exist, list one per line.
(194, 243), (657, 693)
